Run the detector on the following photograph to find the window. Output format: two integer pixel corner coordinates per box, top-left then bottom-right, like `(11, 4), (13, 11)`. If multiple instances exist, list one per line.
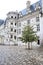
(11, 23), (13, 25)
(10, 35), (13, 38)
(35, 2), (39, 9)
(11, 28), (13, 31)
(17, 29), (18, 34)
(11, 16), (13, 18)
(17, 37), (20, 41)
(19, 22), (21, 27)
(36, 16), (39, 22)
(15, 16), (16, 19)
(27, 20), (30, 24)
(17, 22), (21, 27)
(17, 29), (21, 34)
(14, 36), (16, 39)
(14, 29), (16, 32)
(37, 24), (40, 31)
(19, 29), (21, 34)
(15, 23), (16, 26)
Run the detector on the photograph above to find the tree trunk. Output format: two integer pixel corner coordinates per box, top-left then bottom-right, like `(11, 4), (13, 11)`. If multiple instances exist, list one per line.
(27, 42), (30, 49)
(30, 42), (32, 49)
(27, 42), (32, 49)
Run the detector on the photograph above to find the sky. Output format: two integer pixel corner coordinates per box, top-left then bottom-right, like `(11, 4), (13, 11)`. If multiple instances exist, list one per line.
(0, 0), (39, 19)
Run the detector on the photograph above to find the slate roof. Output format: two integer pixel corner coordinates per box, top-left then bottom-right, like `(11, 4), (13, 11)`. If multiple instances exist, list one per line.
(0, 0), (42, 26)
(0, 20), (4, 26)
(20, 0), (41, 16)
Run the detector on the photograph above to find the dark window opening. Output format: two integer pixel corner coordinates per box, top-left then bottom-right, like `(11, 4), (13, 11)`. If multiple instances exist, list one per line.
(11, 35), (13, 38)
(11, 23), (13, 25)
(15, 23), (16, 26)
(15, 16), (16, 19)
(37, 40), (40, 45)
(11, 28), (13, 31)
(14, 29), (16, 32)
(14, 36), (16, 39)
(11, 16), (13, 18)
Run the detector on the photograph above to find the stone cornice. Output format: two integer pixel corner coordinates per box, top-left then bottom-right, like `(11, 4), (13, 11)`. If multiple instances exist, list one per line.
(17, 9), (40, 22)
(6, 9), (41, 22)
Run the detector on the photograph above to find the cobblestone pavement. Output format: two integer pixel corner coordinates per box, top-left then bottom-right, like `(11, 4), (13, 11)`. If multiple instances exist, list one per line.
(0, 45), (43, 65)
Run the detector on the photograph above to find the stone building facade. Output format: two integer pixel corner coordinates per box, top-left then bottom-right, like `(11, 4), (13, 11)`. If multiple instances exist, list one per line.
(0, 0), (43, 46)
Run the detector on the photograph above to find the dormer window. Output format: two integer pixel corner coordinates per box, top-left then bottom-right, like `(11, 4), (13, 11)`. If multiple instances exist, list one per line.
(35, 2), (40, 10)
(11, 16), (13, 18)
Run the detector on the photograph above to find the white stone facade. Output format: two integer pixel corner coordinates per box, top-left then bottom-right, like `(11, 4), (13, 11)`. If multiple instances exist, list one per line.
(0, 0), (43, 46)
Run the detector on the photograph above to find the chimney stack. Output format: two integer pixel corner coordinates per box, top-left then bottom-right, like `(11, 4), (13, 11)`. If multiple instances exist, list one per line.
(26, 0), (31, 13)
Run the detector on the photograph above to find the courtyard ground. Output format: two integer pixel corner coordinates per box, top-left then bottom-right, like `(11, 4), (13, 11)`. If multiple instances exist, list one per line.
(0, 45), (43, 65)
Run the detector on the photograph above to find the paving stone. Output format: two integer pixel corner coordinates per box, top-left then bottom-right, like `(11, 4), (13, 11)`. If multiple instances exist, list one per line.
(0, 46), (43, 65)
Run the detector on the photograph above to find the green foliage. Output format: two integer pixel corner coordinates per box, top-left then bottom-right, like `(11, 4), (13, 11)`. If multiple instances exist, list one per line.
(19, 25), (38, 43)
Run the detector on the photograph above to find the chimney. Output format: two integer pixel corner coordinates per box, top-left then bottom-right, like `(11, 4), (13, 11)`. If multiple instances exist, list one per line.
(26, 1), (31, 13)
(26, 1), (31, 8)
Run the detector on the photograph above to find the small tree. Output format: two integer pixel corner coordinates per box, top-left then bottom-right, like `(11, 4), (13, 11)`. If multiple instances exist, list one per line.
(19, 25), (38, 49)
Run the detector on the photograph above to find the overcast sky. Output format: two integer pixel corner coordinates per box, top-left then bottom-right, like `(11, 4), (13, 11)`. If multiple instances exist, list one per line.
(0, 0), (39, 19)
